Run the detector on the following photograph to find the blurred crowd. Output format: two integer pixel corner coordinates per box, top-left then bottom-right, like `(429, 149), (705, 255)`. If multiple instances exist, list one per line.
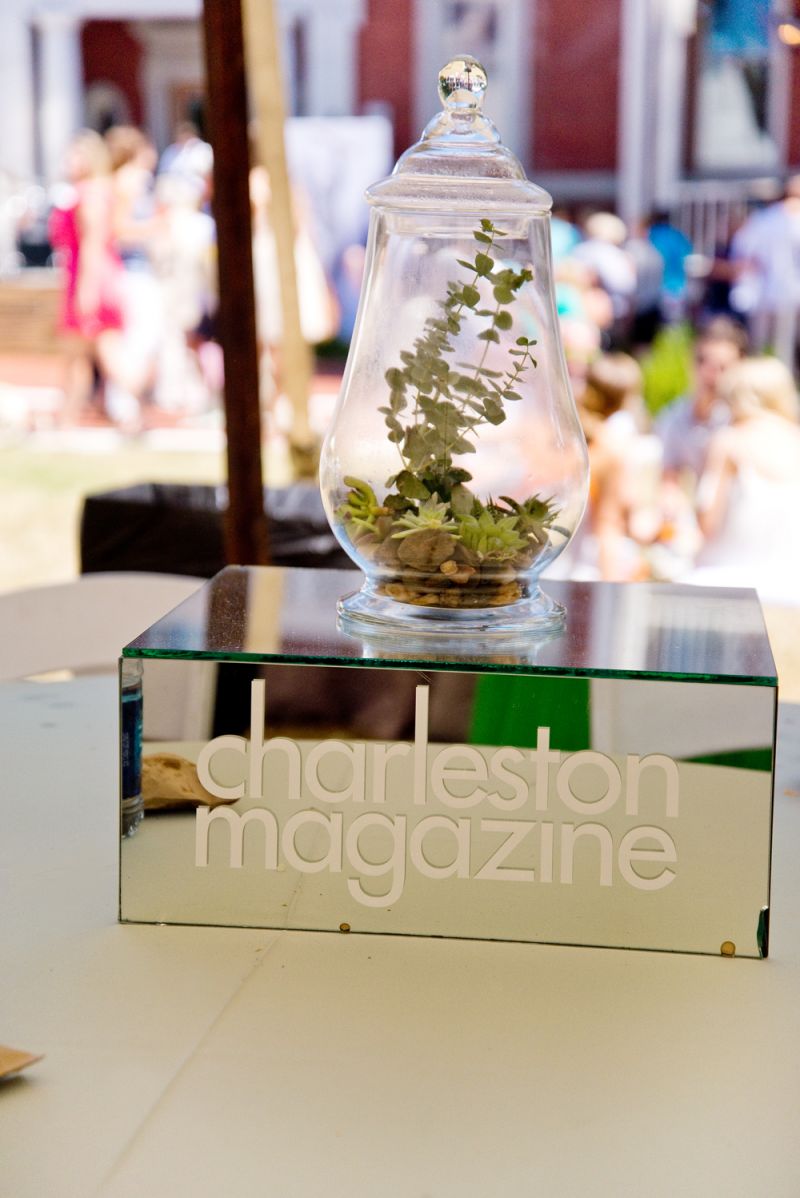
(9, 120), (341, 434)
(549, 197), (800, 605)
(4, 131), (800, 603)
(41, 122), (220, 433)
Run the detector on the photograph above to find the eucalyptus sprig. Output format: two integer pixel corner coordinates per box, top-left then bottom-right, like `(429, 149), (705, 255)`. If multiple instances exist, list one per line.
(379, 218), (537, 501)
(337, 219), (561, 605)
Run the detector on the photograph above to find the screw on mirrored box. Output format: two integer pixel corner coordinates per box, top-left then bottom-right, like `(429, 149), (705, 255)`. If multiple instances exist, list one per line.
(339, 923), (351, 934)
(720, 941), (736, 957)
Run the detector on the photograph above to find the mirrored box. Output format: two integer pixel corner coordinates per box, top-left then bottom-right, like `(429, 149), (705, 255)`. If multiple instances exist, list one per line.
(120, 566), (777, 958)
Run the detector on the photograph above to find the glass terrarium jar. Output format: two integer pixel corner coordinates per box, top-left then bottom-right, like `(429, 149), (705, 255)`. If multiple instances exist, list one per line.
(320, 56), (589, 639)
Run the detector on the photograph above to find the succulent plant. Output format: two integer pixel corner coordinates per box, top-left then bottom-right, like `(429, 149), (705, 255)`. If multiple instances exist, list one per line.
(391, 494), (458, 539)
(337, 477), (388, 536)
(456, 507), (528, 561)
(499, 494), (559, 542)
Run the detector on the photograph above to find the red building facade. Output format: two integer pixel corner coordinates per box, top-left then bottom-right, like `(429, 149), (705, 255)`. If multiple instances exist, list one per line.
(46, 0), (800, 246)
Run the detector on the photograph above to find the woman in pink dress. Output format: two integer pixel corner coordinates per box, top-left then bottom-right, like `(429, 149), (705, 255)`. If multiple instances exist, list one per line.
(48, 130), (127, 424)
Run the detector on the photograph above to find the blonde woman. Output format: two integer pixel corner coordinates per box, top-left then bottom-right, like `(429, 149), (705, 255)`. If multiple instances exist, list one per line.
(104, 125), (164, 425)
(689, 356), (800, 604)
(546, 352), (661, 581)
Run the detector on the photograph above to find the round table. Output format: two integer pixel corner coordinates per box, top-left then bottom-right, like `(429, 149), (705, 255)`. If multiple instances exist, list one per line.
(2, 675), (800, 1197)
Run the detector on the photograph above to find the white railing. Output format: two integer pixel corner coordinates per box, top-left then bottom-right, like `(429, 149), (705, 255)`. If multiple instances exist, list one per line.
(670, 177), (780, 255)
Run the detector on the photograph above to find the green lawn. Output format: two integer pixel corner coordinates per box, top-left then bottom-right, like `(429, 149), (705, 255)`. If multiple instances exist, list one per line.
(0, 445), (226, 593)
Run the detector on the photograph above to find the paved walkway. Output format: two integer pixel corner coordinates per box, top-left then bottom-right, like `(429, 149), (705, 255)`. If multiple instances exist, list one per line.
(0, 350), (342, 451)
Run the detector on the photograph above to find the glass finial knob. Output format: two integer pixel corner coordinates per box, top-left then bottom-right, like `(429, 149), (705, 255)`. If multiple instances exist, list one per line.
(438, 56), (488, 111)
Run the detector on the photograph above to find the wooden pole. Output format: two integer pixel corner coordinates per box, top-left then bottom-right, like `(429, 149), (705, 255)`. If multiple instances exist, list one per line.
(202, 0), (270, 564)
(243, 0), (315, 460)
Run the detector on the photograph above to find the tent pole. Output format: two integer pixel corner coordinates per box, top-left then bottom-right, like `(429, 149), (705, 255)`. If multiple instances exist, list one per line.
(243, 0), (315, 470)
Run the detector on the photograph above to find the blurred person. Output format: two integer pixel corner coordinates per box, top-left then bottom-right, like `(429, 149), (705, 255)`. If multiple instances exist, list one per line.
(647, 210), (693, 321)
(250, 162), (339, 386)
(549, 353), (661, 582)
(555, 257), (613, 332)
(151, 171), (219, 410)
(105, 125), (165, 427)
(653, 316), (748, 489)
(572, 212), (636, 348)
(107, 126), (159, 253)
(333, 241), (366, 343)
(729, 177), (800, 367)
(158, 120), (213, 203)
(47, 129), (125, 424)
(689, 356), (800, 605)
(626, 219), (665, 349)
(698, 210), (750, 322)
(0, 171), (19, 273)
(550, 207), (581, 262)
(559, 314), (602, 404)
(554, 257), (612, 399)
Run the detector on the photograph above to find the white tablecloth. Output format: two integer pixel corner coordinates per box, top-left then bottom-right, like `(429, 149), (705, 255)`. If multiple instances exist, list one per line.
(2, 675), (800, 1197)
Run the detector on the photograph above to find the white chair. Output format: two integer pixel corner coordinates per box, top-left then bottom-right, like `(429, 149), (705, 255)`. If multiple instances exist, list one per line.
(0, 572), (214, 739)
(0, 572), (205, 682)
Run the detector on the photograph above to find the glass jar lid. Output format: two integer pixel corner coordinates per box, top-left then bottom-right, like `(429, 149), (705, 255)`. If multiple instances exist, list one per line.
(366, 55), (552, 214)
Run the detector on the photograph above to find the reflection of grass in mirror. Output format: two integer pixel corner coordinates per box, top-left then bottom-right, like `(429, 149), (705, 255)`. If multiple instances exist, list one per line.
(338, 219), (560, 608)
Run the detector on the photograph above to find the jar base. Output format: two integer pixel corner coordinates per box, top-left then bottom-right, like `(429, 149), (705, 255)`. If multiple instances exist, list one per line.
(337, 581), (565, 644)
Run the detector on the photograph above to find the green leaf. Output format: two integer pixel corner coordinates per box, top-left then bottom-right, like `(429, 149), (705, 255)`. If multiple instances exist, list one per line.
(515, 336), (530, 346)
(480, 218), (494, 231)
(467, 366), (502, 378)
(395, 470), (432, 500)
(502, 390), (523, 401)
(385, 367), (405, 389)
(462, 284), (480, 308)
(483, 397), (506, 425)
(450, 483), (474, 515)
(474, 253), (493, 276)
(451, 375), (483, 397)
(404, 426), (429, 459)
(384, 492), (412, 511)
(474, 231), (492, 244)
(494, 310), (513, 330)
(410, 365), (435, 389)
(456, 259), (475, 271)
(429, 401), (461, 431)
(478, 328), (500, 343)
(493, 286), (514, 305)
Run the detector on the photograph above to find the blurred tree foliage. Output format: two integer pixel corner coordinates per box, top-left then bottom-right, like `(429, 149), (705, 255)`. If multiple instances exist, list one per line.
(640, 323), (694, 416)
